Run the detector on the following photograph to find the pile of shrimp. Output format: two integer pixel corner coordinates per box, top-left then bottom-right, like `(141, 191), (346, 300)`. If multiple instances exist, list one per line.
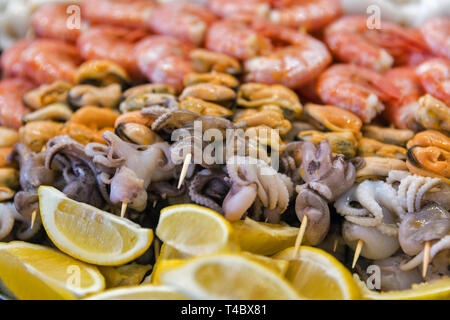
(0, 0), (449, 296)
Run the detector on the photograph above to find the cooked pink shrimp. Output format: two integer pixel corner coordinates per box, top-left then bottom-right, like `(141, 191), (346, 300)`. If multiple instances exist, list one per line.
(269, 0), (342, 32)
(148, 3), (217, 46)
(31, 3), (81, 43)
(21, 39), (83, 85)
(134, 35), (194, 91)
(417, 58), (450, 106)
(77, 25), (149, 80)
(205, 19), (272, 60)
(0, 78), (35, 129)
(81, 0), (156, 30)
(325, 15), (428, 71)
(317, 64), (400, 123)
(420, 17), (450, 60)
(383, 66), (424, 130)
(0, 39), (32, 79)
(244, 23), (332, 89)
(208, 0), (271, 20)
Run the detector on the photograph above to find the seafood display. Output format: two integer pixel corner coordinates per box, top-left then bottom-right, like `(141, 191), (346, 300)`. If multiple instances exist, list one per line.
(0, 0), (449, 301)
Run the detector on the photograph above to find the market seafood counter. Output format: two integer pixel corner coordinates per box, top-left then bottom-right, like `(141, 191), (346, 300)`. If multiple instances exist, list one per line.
(0, 0), (449, 301)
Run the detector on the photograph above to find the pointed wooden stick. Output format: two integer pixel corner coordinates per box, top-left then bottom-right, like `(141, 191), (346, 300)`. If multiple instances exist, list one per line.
(292, 215), (308, 259)
(333, 237), (339, 252)
(177, 153), (192, 189)
(352, 239), (363, 269)
(153, 200), (157, 208)
(422, 241), (431, 278)
(30, 210), (37, 229)
(120, 202), (127, 218)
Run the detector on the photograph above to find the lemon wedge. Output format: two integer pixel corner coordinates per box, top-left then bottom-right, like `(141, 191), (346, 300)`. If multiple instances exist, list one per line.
(355, 275), (450, 300)
(233, 218), (299, 255)
(0, 241), (104, 300)
(98, 263), (152, 288)
(273, 246), (361, 300)
(38, 186), (153, 266)
(159, 243), (191, 260)
(241, 251), (289, 275)
(151, 259), (187, 285)
(86, 285), (187, 300)
(156, 204), (237, 256)
(159, 254), (302, 300)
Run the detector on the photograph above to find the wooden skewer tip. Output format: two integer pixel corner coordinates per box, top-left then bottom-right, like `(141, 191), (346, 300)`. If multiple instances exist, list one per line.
(292, 215), (308, 259)
(333, 237), (339, 252)
(120, 202), (128, 218)
(422, 241), (431, 278)
(177, 153), (192, 189)
(30, 210), (37, 230)
(352, 239), (363, 269)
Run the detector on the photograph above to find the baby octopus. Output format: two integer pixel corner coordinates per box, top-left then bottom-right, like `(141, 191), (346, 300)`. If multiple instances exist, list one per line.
(223, 155), (294, 223)
(294, 141), (360, 245)
(86, 131), (175, 212)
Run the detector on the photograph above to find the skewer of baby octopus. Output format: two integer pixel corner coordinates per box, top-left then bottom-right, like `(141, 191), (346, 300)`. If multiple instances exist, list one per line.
(352, 239), (364, 269)
(177, 153), (192, 189)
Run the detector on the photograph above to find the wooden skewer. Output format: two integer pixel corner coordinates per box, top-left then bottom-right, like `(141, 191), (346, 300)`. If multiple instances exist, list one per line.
(292, 215), (308, 259)
(120, 202), (128, 218)
(352, 239), (364, 269)
(422, 241), (431, 278)
(332, 237), (339, 252)
(177, 153), (192, 189)
(153, 200), (157, 208)
(30, 210), (37, 229)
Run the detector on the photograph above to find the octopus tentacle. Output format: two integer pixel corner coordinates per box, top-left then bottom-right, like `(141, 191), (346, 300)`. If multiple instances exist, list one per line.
(223, 156), (293, 222)
(415, 179), (442, 212)
(0, 203), (15, 240)
(400, 235), (450, 271)
(189, 169), (229, 214)
(334, 186), (370, 217)
(336, 180), (402, 235)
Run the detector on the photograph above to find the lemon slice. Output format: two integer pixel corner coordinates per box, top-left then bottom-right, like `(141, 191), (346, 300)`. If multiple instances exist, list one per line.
(156, 204), (237, 256)
(273, 246), (361, 300)
(159, 254), (302, 300)
(233, 218), (299, 256)
(0, 241), (104, 300)
(355, 275), (450, 300)
(38, 186), (153, 266)
(86, 285), (187, 300)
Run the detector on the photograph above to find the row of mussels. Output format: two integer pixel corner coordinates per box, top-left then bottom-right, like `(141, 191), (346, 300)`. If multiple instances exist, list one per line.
(0, 57), (448, 292)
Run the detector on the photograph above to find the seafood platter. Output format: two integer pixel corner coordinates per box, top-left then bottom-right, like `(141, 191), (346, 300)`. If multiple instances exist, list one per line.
(0, 0), (449, 300)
